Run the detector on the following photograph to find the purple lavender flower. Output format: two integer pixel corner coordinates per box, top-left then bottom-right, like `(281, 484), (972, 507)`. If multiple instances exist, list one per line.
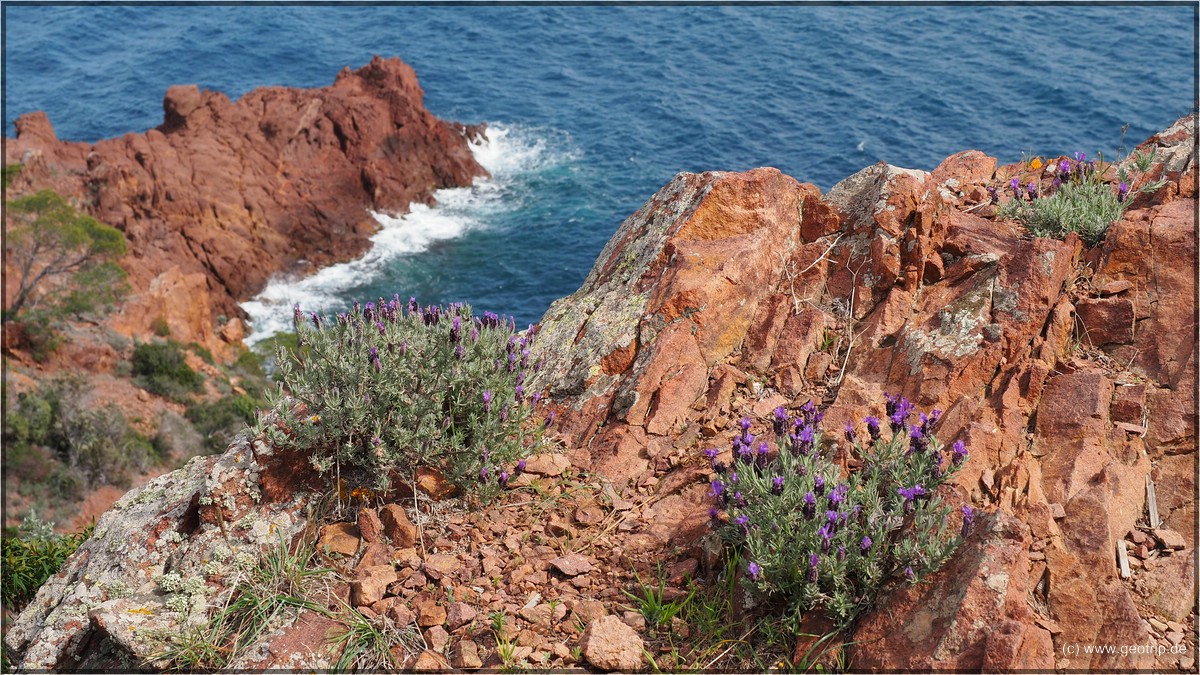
(905, 566), (916, 582)
(544, 410), (555, 428)
(1118, 181), (1130, 203)
(450, 315), (462, 343)
(732, 491), (746, 508)
(483, 390), (493, 412)
(865, 416), (881, 442)
(747, 561), (761, 580)
(454, 344), (465, 360)
(799, 400), (823, 426)
(516, 459), (526, 475)
(961, 505), (976, 537)
(843, 421), (856, 444)
(708, 507), (720, 521)
(499, 405), (509, 422)
(808, 553), (819, 583)
(898, 484), (927, 512)
(369, 347), (381, 373)
(755, 441), (770, 469)
(828, 483), (848, 508)
(1009, 177), (1022, 199)
(860, 535), (873, 553)
(771, 475), (785, 496)
(515, 384), (525, 401)
(813, 475), (826, 496)
(499, 471), (509, 489)
(1027, 181), (1038, 201)
(773, 406), (789, 436)
(909, 425), (928, 454)
(480, 466), (489, 482)
(739, 417), (752, 432)
(889, 396), (914, 432)
(818, 523), (833, 552)
(1059, 159), (1071, 180)
(952, 439), (968, 466)
(729, 471), (739, 485)
(797, 425), (815, 455)
(709, 479), (726, 501)
(802, 492), (816, 519)
(986, 186), (999, 204)
(837, 545), (847, 562)
(734, 514), (749, 528)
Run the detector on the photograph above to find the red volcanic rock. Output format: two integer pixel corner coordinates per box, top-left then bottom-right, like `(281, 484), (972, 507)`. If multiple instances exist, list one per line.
(4, 56), (486, 354)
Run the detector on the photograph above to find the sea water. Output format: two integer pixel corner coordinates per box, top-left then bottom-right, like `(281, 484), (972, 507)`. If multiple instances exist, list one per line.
(4, 5), (1193, 340)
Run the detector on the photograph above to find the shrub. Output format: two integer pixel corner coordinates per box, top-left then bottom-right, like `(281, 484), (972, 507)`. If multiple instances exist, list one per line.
(707, 396), (970, 630)
(187, 394), (259, 454)
(153, 410), (206, 463)
(132, 341), (204, 401)
(997, 148), (1168, 246)
(3, 389), (53, 446)
(264, 297), (546, 499)
(2, 516), (94, 612)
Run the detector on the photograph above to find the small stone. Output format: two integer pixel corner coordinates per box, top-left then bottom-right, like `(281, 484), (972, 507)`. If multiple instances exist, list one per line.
(358, 508), (384, 543)
(546, 516), (575, 538)
(569, 599), (607, 625)
(1153, 528), (1187, 551)
(452, 640), (483, 669)
(380, 504), (418, 548)
(415, 466), (458, 500)
(1028, 551), (1046, 561)
(1129, 529), (1152, 546)
(446, 601), (477, 631)
(318, 522), (361, 557)
(1144, 557), (1157, 571)
(522, 453), (571, 477)
(549, 553), (593, 577)
(356, 541), (392, 571)
(1179, 655), (1195, 671)
(580, 615), (645, 671)
(1149, 617), (1169, 633)
(518, 604), (552, 627)
(1166, 621), (1185, 633)
(573, 505), (605, 526)
(423, 554), (459, 580)
(388, 603), (416, 627)
(1049, 503), (1066, 520)
(423, 625), (450, 652)
(413, 649), (449, 672)
(351, 565), (398, 607)
(414, 597), (447, 628)
(1166, 631), (1183, 646)
(621, 610), (646, 631)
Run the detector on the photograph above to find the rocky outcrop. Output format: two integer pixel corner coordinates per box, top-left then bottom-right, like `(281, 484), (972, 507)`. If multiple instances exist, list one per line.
(6, 115), (1193, 672)
(4, 56), (486, 356)
(529, 113), (1195, 671)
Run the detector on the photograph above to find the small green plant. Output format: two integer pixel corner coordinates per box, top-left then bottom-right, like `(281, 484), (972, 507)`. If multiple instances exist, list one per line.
(1, 515), (94, 611)
(622, 567), (692, 628)
(265, 298), (547, 499)
(707, 396), (970, 632)
(132, 340), (204, 401)
(996, 148), (1168, 246)
(150, 316), (171, 338)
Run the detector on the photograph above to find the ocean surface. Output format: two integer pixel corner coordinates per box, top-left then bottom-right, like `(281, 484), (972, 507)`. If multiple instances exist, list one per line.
(4, 5), (1194, 342)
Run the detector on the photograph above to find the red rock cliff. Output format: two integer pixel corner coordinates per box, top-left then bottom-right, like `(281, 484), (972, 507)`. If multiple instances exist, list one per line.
(4, 56), (487, 354)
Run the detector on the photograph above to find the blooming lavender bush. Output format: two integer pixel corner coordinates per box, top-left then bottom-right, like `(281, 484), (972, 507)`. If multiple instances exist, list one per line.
(998, 148), (1166, 246)
(263, 297), (545, 500)
(707, 396), (971, 630)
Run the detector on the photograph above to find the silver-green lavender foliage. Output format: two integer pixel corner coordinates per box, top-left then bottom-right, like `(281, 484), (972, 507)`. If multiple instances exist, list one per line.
(998, 148), (1167, 247)
(708, 396), (971, 630)
(265, 297), (545, 498)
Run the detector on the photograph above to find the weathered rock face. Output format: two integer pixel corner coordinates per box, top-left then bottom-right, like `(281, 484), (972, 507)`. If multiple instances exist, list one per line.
(5, 56), (486, 355)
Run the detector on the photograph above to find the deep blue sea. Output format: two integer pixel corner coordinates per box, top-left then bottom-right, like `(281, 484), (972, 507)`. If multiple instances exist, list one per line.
(4, 5), (1194, 341)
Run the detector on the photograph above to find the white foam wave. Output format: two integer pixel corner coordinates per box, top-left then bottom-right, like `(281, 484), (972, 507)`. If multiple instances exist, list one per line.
(240, 123), (562, 345)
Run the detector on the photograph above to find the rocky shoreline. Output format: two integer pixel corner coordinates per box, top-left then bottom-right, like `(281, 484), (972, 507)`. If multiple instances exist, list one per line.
(2, 57), (1195, 671)
(4, 56), (487, 359)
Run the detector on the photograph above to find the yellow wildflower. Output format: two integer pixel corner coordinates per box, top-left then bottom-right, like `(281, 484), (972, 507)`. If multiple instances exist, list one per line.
(310, 414), (320, 423)
(1030, 157), (1043, 170)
